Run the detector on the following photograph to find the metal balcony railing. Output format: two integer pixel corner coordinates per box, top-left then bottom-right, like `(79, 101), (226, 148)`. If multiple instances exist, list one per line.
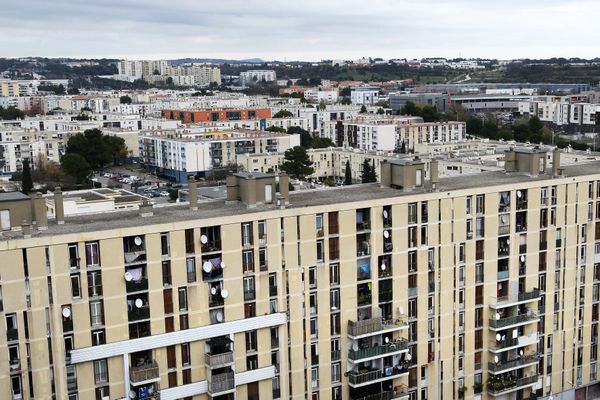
(205, 351), (234, 368)
(130, 361), (159, 383)
(487, 375), (539, 395)
(208, 371), (235, 394)
(348, 317), (406, 337)
(348, 339), (409, 361)
(489, 312), (539, 329)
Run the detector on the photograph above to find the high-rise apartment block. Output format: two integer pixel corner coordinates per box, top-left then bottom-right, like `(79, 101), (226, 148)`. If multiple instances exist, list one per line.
(2, 148), (600, 400)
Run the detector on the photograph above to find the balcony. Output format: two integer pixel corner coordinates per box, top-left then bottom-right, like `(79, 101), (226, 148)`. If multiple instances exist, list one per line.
(205, 351), (234, 368)
(128, 307), (150, 322)
(126, 278), (149, 293)
(379, 289), (393, 303)
(348, 317), (407, 339)
(489, 333), (539, 353)
(130, 361), (159, 384)
(352, 386), (410, 400)
(498, 225), (510, 235)
(348, 366), (409, 388)
(489, 289), (541, 309)
(489, 311), (539, 330)
(124, 250), (146, 265)
(348, 339), (409, 362)
(208, 371), (235, 395)
(488, 353), (541, 374)
(243, 290), (256, 301)
(357, 293), (372, 307)
(331, 350), (341, 361)
(487, 375), (539, 396)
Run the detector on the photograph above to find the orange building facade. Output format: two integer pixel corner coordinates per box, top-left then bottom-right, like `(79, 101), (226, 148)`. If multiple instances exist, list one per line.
(162, 108), (272, 123)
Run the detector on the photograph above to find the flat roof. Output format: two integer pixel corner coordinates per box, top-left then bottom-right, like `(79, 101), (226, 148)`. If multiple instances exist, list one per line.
(5, 161), (600, 240)
(0, 192), (30, 202)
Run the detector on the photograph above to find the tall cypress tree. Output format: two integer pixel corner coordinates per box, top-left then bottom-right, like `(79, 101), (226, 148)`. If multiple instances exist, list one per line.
(21, 159), (33, 194)
(370, 159), (377, 182)
(344, 160), (352, 185)
(361, 159), (371, 183)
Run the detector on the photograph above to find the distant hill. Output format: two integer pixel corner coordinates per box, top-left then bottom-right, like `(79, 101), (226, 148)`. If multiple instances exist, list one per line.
(171, 58), (265, 65)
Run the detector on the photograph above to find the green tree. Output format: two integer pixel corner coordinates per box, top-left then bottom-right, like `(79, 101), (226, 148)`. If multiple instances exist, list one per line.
(273, 110), (293, 118)
(265, 126), (287, 133)
(280, 146), (314, 181)
(341, 97), (351, 105)
(377, 107), (385, 115)
(60, 153), (91, 183)
(311, 137), (334, 149)
(66, 129), (127, 170)
(287, 126), (313, 148)
(21, 159), (33, 194)
(318, 99), (327, 111)
(344, 160), (352, 185)
(400, 101), (419, 116)
(466, 117), (483, 136)
(370, 159), (377, 182)
(361, 159), (373, 183)
(360, 105), (367, 113)
(0, 106), (25, 120)
(120, 95), (132, 104)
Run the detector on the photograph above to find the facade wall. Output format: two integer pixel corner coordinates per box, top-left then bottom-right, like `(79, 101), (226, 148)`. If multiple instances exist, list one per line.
(162, 109), (272, 124)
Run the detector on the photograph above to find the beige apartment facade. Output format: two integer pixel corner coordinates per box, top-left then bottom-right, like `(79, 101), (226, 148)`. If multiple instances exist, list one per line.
(1, 149), (600, 400)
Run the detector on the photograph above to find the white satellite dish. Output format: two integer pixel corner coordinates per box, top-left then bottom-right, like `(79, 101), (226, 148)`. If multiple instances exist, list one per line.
(221, 289), (229, 298)
(496, 333), (501, 341)
(520, 349), (524, 356)
(203, 261), (212, 273)
(385, 337), (390, 343)
(211, 287), (217, 295)
(220, 261), (226, 269)
(520, 255), (525, 262)
(383, 210), (388, 219)
(62, 307), (71, 318)
(495, 313), (501, 320)
(384, 230), (390, 238)
(506, 239), (510, 244)
(517, 190), (522, 198)
(352, 343), (359, 351)
(216, 311), (223, 322)
(124, 271), (133, 282)
(494, 355), (499, 363)
(399, 306), (404, 315)
(406, 353), (412, 361)
(134, 236), (143, 246)
(381, 264), (386, 271)
(129, 390), (137, 399)
(135, 298), (143, 308)
(200, 235), (208, 244)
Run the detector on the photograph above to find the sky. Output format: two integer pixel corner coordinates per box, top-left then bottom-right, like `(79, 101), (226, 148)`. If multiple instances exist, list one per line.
(2, 0), (600, 61)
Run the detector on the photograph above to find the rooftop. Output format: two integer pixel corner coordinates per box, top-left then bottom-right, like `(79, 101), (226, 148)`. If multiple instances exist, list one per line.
(3, 160), (599, 243)
(0, 192), (30, 202)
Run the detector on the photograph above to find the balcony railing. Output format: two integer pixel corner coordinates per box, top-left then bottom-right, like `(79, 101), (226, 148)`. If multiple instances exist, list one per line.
(488, 375), (539, 395)
(491, 289), (541, 307)
(348, 317), (406, 337)
(497, 270), (509, 280)
(205, 351), (234, 368)
(488, 353), (541, 373)
(128, 307), (150, 322)
(126, 279), (148, 293)
(348, 339), (409, 361)
(489, 311), (539, 329)
(208, 371), (235, 394)
(201, 240), (222, 253)
(130, 361), (159, 383)
(379, 289), (393, 303)
(348, 366), (408, 386)
(331, 350), (341, 361)
(243, 290), (256, 301)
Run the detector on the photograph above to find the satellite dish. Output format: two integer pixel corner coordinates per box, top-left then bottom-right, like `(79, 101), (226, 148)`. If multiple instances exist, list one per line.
(517, 190), (522, 198)
(221, 289), (229, 298)
(124, 271), (133, 282)
(385, 337), (390, 343)
(129, 390), (137, 399)
(520, 255), (525, 262)
(200, 235), (208, 244)
(519, 349), (524, 356)
(506, 239), (510, 244)
(216, 311), (223, 322)
(496, 333), (501, 341)
(62, 307), (71, 318)
(384, 230), (390, 238)
(494, 355), (499, 363)
(406, 353), (412, 361)
(352, 343), (359, 351)
(211, 287), (217, 295)
(399, 306), (404, 315)
(383, 210), (388, 219)
(203, 261), (212, 273)
(135, 298), (143, 308)
(495, 313), (501, 320)
(381, 264), (386, 271)
(134, 236), (143, 246)
(220, 261), (226, 269)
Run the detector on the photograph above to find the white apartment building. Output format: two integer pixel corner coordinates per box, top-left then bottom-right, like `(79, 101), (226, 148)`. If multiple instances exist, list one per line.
(303, 88), (339, 104)
(350, 87), (380, 105)
(239, 70), (276, 86)
(117, 61), (144, 80)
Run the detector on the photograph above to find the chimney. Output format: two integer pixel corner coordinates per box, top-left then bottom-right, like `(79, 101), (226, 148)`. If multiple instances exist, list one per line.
(552, 149), (561, 177)
(188, 176), (198, 211)
(139, 199), (154, 217)
(54, 187), (64, 224)
(429, 159), (439, 190)
(226, 175), (239, 203)
(278, 174), (290, 205)
(31, 192), (48, 230)
(22, 221), (31, 238)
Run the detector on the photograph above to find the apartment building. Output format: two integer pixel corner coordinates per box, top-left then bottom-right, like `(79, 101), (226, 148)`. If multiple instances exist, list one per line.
(162, 109), (271, 124)
(350, 87), (380, 105)
(0, 79), (21, 97)
(139, 130), (300, 182)
(2, 148), (600, 400)
(239, 71), (276, 86)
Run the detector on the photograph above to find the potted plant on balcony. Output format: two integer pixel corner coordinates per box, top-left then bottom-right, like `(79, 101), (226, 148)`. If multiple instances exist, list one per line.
(473, 382), (483, 394)
(458, 386), (468, 399)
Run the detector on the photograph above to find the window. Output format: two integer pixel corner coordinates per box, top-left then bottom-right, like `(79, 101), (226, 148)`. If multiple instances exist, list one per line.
(246, 330), (257, 352)
(91, 329), (105, 346)
(316, 214), (324, 236)
(68, 243), (79, 269)
(181, 343), (191, 366)
(309, 267), (317, 289)
(330, 289), (340, 310)
(87, 271), (103, 297)
(244, 276), (256, 301)
(89, 301), (104, 326)
(311, 367), (319, 389)
(242, 222), (253, 246)
(93, 359), (108, 384)
(85, 241), (100, 267)
(331, 362), (341, 383)
(408, 203), (417, 224)
(11, 375), (22, 397)
(243, 250), (254, 273)
(316, 240), (324, 262)
(476, 194), (485, 214)
(329, 264), (339, 286)
(178, 287), (188, 311)
(466, 196), (472, 215)
(70, 274), (81, 299)
(330, 313), (340, 335)
(160, 233), (170, 256)
(186, 258), (196, 283)
(162, 261), (171, 286)
(247, 354), (258, 370)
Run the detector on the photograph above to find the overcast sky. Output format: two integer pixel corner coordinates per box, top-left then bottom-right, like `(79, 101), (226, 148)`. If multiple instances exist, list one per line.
(2, 0), (600, 61)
